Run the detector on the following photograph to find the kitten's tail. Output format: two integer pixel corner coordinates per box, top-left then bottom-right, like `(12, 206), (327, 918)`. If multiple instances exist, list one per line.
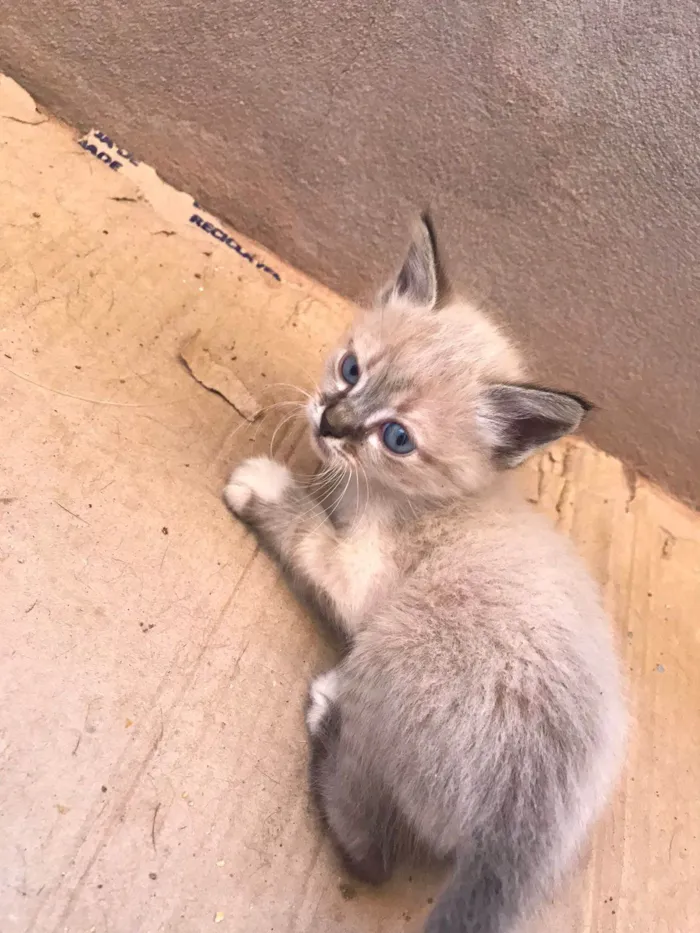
(423, 829), (547, 933)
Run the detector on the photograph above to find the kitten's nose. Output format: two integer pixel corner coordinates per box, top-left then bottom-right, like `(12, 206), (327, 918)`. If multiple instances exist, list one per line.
(319, 405), (344, 438)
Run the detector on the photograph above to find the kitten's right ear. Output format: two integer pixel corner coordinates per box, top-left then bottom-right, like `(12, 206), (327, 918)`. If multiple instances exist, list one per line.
(378, 214), (449, 311)
(478, 383), (592, 467)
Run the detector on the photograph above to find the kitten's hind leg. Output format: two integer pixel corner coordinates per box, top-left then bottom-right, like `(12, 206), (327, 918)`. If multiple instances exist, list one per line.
(306, 669), (397, 886)
(306, 669), (342, 739)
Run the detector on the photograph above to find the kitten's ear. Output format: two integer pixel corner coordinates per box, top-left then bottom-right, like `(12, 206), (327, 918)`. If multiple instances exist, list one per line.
(478, 384), (592, 467)
(379, 213), (449, 310)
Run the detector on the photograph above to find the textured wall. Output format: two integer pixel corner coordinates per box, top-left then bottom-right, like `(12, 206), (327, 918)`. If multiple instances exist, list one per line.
(1, 2), (698, 504)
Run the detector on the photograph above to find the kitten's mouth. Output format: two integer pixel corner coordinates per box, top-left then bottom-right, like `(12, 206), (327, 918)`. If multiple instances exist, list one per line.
(312, 431), (331, 458)
(307, 399), (331, 460)
(312, 427), (347, 464)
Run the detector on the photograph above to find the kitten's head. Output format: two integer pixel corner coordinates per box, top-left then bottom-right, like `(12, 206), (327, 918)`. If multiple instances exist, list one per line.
(308, 216), (590, 506)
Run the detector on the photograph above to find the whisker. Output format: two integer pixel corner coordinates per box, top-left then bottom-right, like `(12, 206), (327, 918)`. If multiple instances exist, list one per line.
(315, 471), (352, 536)
(297, 467), (337, 487)
(296, 364), (320, 392)
(292, 460), (330, 482)
(260, 382), (313, 401)
(296, 466), (347, 524)
(218, 400), (303, 465)
(249, 402), (304, 448)
(269, 409), (303, 457)
(350, 460), (370, 537)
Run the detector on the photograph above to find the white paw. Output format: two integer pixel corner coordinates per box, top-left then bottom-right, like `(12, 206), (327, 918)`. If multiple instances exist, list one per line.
(306, 669), (340, 735)
(223, 457), (292, 515)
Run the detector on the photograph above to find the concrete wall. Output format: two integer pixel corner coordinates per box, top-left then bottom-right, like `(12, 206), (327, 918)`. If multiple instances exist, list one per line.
(2, 1), (698, 505)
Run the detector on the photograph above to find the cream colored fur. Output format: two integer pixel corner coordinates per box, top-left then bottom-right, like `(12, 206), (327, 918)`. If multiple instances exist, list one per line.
(224, 218), (626, 933)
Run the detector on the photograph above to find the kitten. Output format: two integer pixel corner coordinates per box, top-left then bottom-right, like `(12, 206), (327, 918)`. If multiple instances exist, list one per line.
(224, 216), (626, 933)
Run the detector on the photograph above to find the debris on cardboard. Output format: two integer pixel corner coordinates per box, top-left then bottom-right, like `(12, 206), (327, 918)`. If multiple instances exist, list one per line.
(180, 331), (261, 421)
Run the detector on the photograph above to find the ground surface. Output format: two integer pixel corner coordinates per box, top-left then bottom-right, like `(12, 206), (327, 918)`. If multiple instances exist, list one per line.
(1, 76), (698, 932)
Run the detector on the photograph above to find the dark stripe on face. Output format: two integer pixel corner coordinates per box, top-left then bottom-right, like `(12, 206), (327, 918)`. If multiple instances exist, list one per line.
(417, 447), (455, 479)
(354, 366), (414, 421)
(320, 346), (416, 440)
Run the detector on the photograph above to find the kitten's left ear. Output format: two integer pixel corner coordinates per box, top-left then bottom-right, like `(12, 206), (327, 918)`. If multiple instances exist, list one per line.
(478, 383), (593, 467)
(379, 213), (450, 310)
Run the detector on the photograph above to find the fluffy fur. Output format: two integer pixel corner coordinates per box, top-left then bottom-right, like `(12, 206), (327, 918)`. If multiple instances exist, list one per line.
(224, 216), (626, 933)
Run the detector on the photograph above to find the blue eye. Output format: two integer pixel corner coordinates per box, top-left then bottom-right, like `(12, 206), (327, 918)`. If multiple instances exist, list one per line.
(340, 352), (360, 385)
(382, 422), (416, 454)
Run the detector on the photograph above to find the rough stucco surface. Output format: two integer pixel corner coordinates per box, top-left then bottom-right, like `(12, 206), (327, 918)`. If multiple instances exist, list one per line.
(1, 2), (698, 504)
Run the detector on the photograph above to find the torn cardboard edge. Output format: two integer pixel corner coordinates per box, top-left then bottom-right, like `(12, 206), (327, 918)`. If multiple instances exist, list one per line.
(180, 331), (261, 421)
(77, 127), (282, 282)
(0, 73), (47, 125)
(1, 74), (359, 320)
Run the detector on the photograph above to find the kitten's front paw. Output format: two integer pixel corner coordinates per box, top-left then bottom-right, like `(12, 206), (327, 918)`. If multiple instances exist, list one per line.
(223, 457), (292, 517)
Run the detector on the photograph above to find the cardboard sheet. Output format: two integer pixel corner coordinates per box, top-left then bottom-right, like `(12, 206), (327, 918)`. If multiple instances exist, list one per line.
(1, 75), (698, 933)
